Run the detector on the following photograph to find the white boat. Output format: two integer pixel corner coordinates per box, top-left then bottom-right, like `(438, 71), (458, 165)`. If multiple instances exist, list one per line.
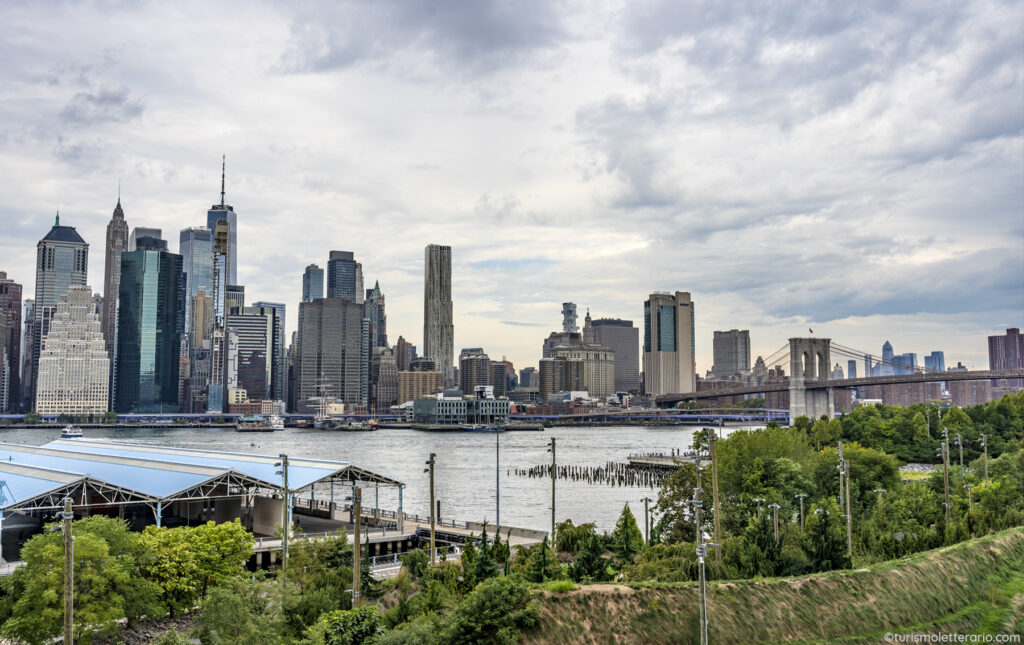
(60, 425), (83, 439)
(268, 415), (285, 430)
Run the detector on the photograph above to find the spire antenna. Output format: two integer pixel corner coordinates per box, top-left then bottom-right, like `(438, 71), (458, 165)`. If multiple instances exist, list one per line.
(220, 154), (226, 207)
(117, 178), (121, 206)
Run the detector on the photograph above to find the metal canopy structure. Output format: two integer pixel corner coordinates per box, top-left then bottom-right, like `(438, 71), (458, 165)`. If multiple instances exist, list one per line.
(43, 439), (403, 491)
(0, 461), (155, 512)
(0, 439), (402, 515)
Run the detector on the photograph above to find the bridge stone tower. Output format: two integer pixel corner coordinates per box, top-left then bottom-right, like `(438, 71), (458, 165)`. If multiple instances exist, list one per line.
(789, 337), (834, 421)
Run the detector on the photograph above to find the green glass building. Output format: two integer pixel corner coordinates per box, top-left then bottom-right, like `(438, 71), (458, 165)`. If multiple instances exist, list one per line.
(115, 238), (184, 412)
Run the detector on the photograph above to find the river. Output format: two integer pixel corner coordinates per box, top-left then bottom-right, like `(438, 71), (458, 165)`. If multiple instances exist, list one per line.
(0, 425), (741, 534)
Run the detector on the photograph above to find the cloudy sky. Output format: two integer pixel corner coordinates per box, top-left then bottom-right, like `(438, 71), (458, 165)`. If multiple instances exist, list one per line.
(1, 0), (1021, 375)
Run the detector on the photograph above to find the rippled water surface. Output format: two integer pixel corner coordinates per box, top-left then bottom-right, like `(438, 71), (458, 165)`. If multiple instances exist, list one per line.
(0, 425), (738, 533)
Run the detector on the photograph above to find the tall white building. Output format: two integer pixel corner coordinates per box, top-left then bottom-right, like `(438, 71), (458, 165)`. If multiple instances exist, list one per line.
(643, 291), (696, 396)
(35, 285), (109, 414)
(424, 244), (454, 386)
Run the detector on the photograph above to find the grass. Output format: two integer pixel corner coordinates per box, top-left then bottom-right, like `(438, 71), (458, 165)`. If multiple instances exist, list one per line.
(899, 470), (932, 481)
(522, 527), (1024, 644)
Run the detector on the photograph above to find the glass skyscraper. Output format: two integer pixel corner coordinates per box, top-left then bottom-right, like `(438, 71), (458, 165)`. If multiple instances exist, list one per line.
(302, 264), (324, 302)
(179, 226), (213, 341)
(115, 240), (183, 412)
(327, 251), (362, 301)
(207, 156), (237, 285)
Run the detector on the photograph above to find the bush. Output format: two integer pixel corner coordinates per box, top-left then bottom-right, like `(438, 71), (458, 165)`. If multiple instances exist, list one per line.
(439, 576), (539, 645)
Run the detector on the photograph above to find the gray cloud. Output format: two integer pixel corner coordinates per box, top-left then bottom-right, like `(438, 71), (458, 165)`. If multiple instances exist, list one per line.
(60, 87), (143, 125)
(276, 0), (568, 77)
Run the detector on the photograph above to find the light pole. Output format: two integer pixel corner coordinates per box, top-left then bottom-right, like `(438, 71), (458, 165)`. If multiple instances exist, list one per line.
(642, 496), (652, 545)
(752, 498), (765, 519)
(980, 434), (989, 485)
(941, 433), (951, 526)
(56, 496), (73, 645)
(838, 458), (852, 557)
(495, 428), (501, 530)
(692, 486), (712, 645)
(274, 455), (290, 571)
(710, 425), (722, 562)
(352, 487), (362, 607)
(547, 437), (556, 543)
(424, 453), (436, 565)
(955, 433), (965, 484)
(964, 484), (973, 511)
(768, 503), (780, 541)
(796, 493), (808, 530)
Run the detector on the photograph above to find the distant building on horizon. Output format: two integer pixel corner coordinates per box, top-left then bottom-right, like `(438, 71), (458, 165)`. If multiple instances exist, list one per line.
(424, 244), (454, 386)
(327, 251), (363, 302)
(35, 285), (109, 414)
(294, 297), (365, 412)
(643, 291), (696, 396)
(592, 318), (640, 392)
(101, 199), (129, 360)
(711, 329), (750, 380)
(303, 264), (324, 302)
(561, 303), (579, 334)
(847, 359), (857, 380)
(28, 214), (89, 409)
(115, 239), (183, 413)
(989, 328), (1023, 389)
(207, 156), (238, 285)
(0, 272), (23, 413)
(924, 351), (946, 373)
(128, 227), (161, 252)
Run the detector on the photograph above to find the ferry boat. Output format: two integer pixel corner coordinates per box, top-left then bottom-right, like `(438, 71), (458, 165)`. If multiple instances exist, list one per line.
(236, 416), (273, 432)
(60, 425), (83, 439)
(267, 415), (285, 430)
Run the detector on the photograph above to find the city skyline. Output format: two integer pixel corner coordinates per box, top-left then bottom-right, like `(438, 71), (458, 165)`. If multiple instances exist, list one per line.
(0, 2), (1020, 375)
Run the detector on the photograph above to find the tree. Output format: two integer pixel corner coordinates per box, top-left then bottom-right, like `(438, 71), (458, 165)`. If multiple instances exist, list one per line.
(803, 500), (850, 572)
(3, 531), (128, 644)
(568, 532), (609, 583)
(652, 462), (707, 544)
(474, 524), (500, 583)
(23, 412), (40, 424)
(139, 526), (202, 617)
(188, 520), (253, 596)
(198, 577), (283, 645)
(311, 606), (384, 645)
(611, 503), (643, 564)
(518, 537), (563, 583)
(440, 576), (538, 645)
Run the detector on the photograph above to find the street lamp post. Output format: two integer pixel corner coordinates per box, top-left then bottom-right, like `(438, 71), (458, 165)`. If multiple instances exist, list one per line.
(61, 497), (73, 645)
(964, 484), (973, 511)
(495, 428), (501, 530)
(955, 433), (965, 484)
(547, 437), (556, 543)
(424, 453), (436, 565)
(980, 434), (989, 485)
(752, 498), (765, 519)
(796, 493), (808, 530)
(768, 503), (780, 542)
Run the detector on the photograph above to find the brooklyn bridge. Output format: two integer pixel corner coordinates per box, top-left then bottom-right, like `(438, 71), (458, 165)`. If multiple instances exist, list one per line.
(655, 337), (1024, 421)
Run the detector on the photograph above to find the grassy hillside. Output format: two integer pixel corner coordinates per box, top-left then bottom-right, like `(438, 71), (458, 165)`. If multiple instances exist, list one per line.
(524, 527), (1024, 644)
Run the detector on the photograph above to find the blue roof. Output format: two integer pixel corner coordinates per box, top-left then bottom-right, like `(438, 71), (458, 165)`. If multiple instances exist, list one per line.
(0, 462), (84, 510)
(0, 444), (251, 499)
(44, 439), (401, 489)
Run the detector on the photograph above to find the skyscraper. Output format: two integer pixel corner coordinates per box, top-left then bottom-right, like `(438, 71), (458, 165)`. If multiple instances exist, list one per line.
(0, 272), (22, 412)
(643, 291), (696, 396)
(592, 318), (641, 392)
(924, 351), (946, 373)
(424, 244), (454, 386)
(29, 214), (89, 407)
(326, 251), (362, 301)
(847, 359), (858, 379)
(712, 329), (751, 380)
(395, 336), (413, 371)
(365, 281), (387, 348)
(562, 303), (579, 333)
(302, 264), (324, 302)
(295, 297), (365, 412)
(35, 285), (109, 414)
(115, 239), (183, 412)
(128, 227), (161, 251)
(226, 307), (274, 402)
(101, 198), (128, 355)
(881, 341), (895, 376)
(252, 301), (286, 402)
(207, 156), (238, 286)
(989, 329), (1023, 388)
(179, 226), (213, 342)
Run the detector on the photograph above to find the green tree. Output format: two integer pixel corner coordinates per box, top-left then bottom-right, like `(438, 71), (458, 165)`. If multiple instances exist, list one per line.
(517, 537), (563, 583)
(139, 526), (202, 617)
(611, 503), (643, 564)
(189, 520), (253, 596)
(652, 462), (708, 544)
(803, 500), (850, 572)
(23, 412), (40, 424)
(2, 531), (128, 644)
(401, 549), (430, 579)
(568, 532), (609, 583)
(310, 606), (384, 645)
(474, 524), (499, 583)
(440, 576), (538, 645)
(198, 577), (283, 644)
